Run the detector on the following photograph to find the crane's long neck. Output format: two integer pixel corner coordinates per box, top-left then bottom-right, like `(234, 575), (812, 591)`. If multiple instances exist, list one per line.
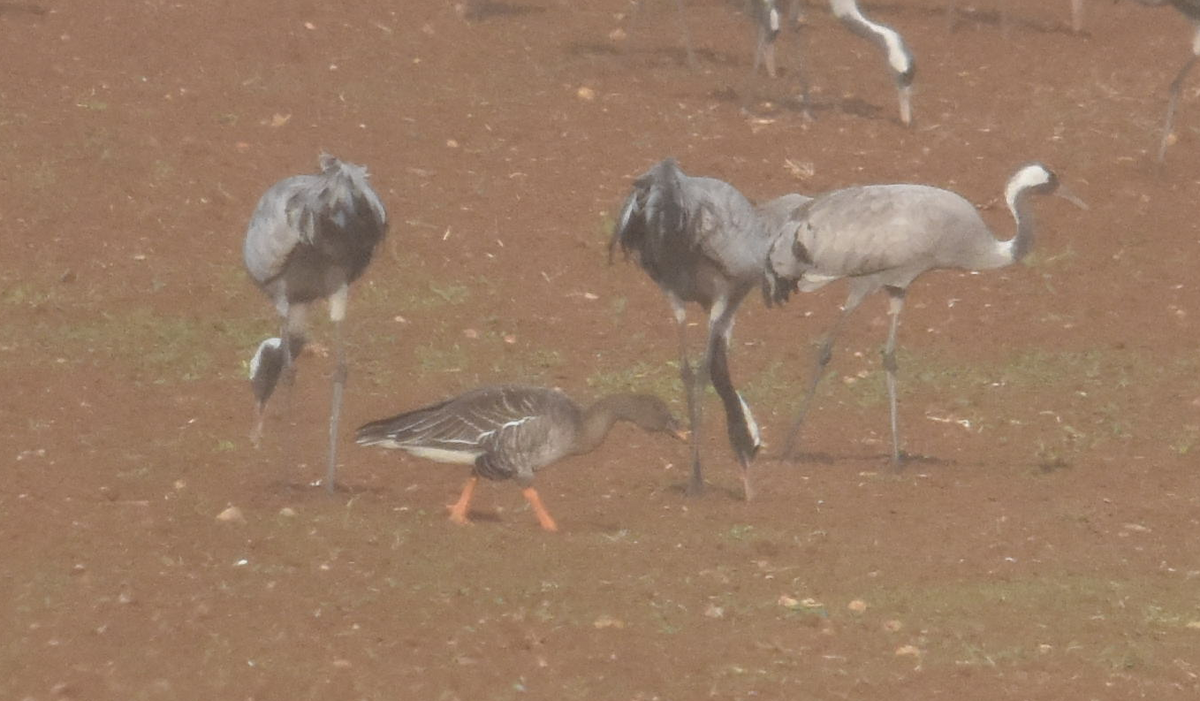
(831, 0), (910, 78)
(1003, 182), (1037, 265)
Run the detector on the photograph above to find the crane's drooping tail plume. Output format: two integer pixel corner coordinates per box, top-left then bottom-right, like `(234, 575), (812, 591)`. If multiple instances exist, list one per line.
(609, 157), (689, 270)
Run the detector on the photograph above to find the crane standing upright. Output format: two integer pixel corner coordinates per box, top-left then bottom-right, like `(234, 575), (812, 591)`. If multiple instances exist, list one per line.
(763, 164), (1086, 464)
(244, 154), (388, 492)
(610, 158), (769, 500)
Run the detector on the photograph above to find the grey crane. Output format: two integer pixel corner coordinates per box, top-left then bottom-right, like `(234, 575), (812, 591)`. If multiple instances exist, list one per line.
(356, 385), (685, 532)
(244, 153), (388, 492)
(763, 163), (1086, 465)
(609, 158), (768, 500)
(749, 1), (915, 125)
(1127, 0), (1200, 161)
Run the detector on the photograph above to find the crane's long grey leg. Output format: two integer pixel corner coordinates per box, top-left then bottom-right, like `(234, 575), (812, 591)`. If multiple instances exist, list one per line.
(1071, 0), (1084, 34)
(882, 286), (906, 467)
(280, 302), (307, 488)
(1157, 29), (1200, 163)
(325, 284), (349, 494)
(781, 282), (872, 460)
(669, 296), (705, 496)
(625, 0), (696, 69)
(672, 0), (698, 69)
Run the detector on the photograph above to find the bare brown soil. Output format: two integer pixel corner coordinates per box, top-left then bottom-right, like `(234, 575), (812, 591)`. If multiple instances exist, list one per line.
(3, 0), (1200, 699)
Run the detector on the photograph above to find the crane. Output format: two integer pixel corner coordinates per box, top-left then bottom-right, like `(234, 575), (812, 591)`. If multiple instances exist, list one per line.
(609, 158), (768, 500)
(763, 163), (1086, 464)
(244, 154), (388, 492)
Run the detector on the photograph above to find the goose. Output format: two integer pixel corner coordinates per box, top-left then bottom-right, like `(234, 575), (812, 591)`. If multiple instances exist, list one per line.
(356, 385), (686, 531)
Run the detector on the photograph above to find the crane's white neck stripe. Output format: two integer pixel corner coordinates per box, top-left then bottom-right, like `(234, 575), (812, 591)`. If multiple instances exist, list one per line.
(831, 0), (911, 75)
(1004, 165), (1051, 215)
(737, 392), (762, 448)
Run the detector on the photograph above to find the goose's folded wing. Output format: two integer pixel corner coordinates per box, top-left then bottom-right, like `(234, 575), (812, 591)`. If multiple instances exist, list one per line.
(475, 414), (572, 483)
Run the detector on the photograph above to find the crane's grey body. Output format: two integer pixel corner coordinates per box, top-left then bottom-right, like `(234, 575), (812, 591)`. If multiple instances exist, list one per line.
(244, 154), (387, 492)
(764, 164), (1084, 464)
(1128, 0), (1200, 161)
(610, 158), (765, 499)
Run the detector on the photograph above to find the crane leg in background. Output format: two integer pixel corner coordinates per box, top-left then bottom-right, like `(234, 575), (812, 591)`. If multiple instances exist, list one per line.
(672, 300), (706, 496)
(882, 287), (905, 468)
(1158, 52), (1199, 163)
(325, 285), (349, 494)
(780, 294), (863, 460)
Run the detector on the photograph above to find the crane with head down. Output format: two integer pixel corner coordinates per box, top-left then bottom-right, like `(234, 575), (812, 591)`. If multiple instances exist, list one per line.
(244, 153), (388, 493)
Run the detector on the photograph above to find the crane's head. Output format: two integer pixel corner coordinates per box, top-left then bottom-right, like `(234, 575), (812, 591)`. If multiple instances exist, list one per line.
(1005, 163), (1088, 213)
(248, 335), (307, 409)
(249, 338), (285, 409)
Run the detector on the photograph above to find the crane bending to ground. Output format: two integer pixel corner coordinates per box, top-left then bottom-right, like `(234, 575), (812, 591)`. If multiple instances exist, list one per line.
(763, 163), (1086, 465)
(610, 158), (768, 500)
(244, 154), (388, 492)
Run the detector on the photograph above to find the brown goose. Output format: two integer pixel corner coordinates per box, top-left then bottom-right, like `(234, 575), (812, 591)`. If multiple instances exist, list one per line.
(355, 385), (686, 531)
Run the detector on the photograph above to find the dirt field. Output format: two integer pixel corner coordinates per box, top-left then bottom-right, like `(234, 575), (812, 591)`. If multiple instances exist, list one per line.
(4, 0), (1200, 698)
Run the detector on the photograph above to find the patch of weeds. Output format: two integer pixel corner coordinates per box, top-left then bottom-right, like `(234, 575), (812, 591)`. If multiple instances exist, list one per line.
(29, 159), (57, 190)
(725, 524), (754, 541)
(1034, 439), (1070, 473)
(586, 360), (680, 400)
(490, 346), (563, 383)
(415, 343), (469, 376)
(607, 295), (627, 324)
(741, 360), (791, 410)
(150, 159), (175, 185)
(1170, 425), (1200, 455)
(596, 212), (617, 246)
(1022, 244), (1078, 269)
(2, 282), (57, 309)
(216, 112), (239, 125)
(75, 90), (108, 112)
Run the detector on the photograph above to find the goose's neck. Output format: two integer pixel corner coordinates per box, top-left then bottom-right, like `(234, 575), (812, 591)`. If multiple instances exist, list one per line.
(575, 395), (641, 454)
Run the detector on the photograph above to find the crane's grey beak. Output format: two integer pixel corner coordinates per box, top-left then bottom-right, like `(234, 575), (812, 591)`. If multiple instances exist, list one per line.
(1056, 183), (1088, 210)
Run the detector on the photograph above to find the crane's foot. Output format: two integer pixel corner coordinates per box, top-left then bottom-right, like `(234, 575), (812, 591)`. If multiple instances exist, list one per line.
(685, 474), (706, 497)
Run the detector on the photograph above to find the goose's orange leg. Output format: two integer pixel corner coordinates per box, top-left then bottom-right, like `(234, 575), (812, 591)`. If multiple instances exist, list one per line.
(521, 487), (559, 532)
(447, 476), (478, 525)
